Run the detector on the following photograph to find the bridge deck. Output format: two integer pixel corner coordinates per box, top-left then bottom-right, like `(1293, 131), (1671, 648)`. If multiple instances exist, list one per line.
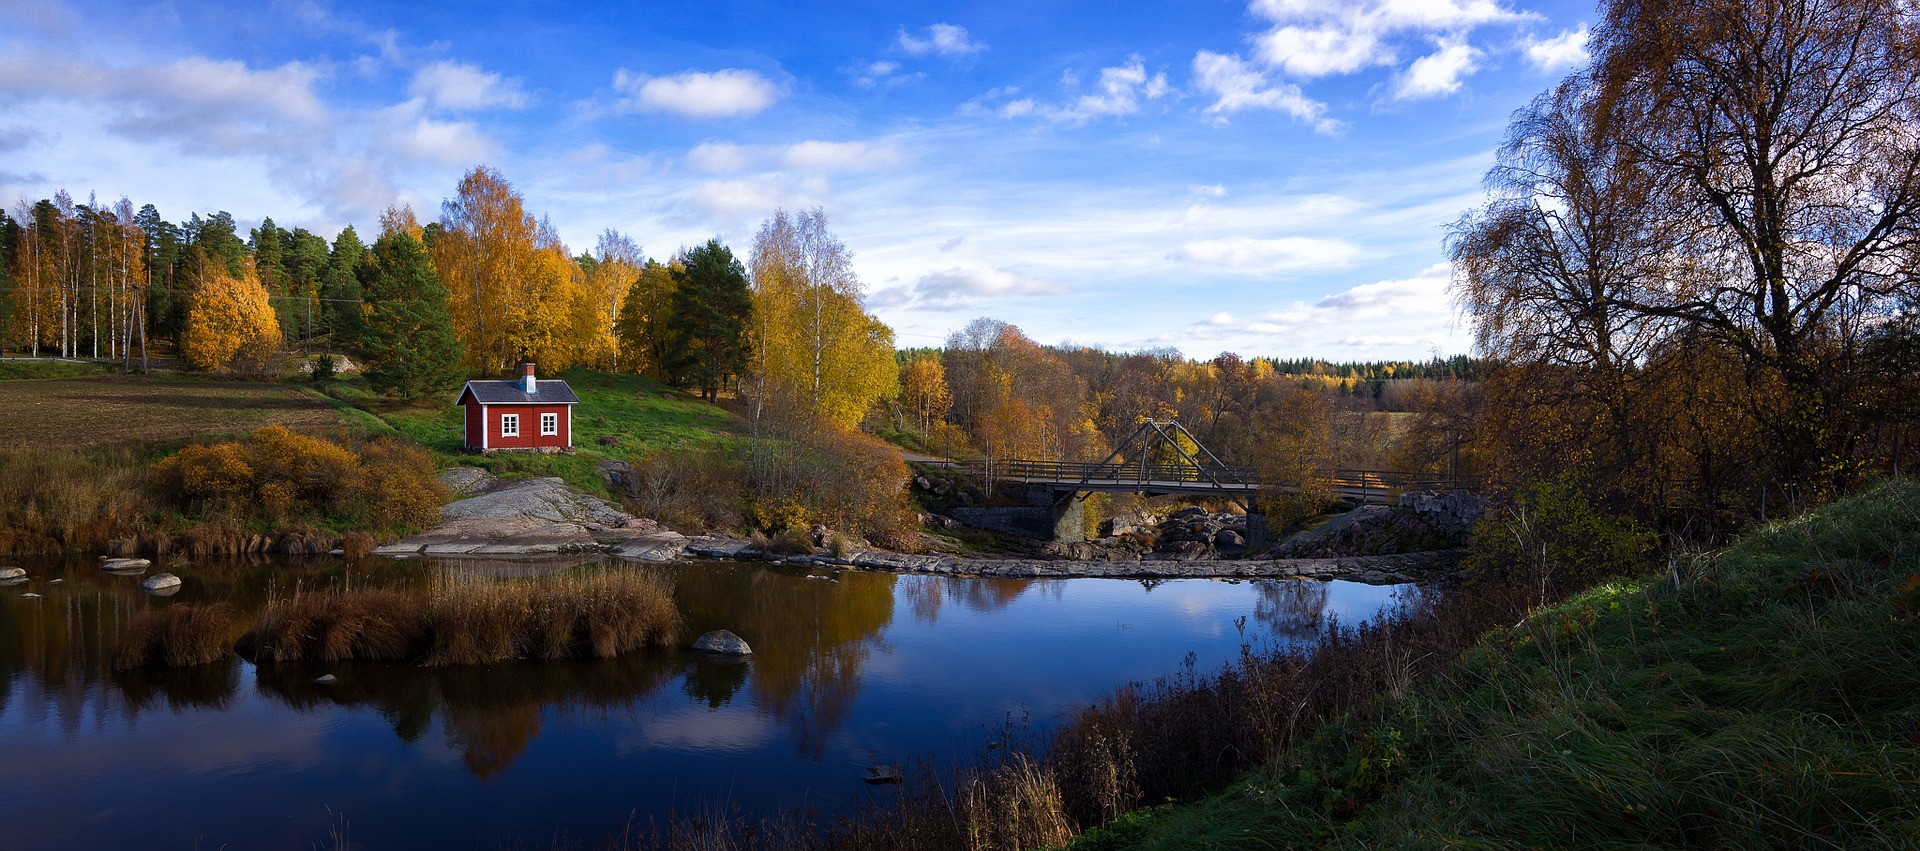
(940, 460), (1467, 505)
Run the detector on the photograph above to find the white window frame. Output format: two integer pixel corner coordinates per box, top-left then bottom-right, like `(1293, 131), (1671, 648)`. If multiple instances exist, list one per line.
(540, 412), (558, 436)
(500, 413), (519, 437)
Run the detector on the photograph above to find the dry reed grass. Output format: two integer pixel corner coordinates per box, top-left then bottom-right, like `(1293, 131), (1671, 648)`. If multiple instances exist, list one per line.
(245, 569), (681, 667)
(0, 446), (156, 553)
(114, 602), (250, 669)
(251, 587), (423, 663)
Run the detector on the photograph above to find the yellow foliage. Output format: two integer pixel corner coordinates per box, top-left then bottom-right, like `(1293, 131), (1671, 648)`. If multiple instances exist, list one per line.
(434, 166), (593, 374)
(183, 260), (282, 373)
(749, 208), (899, 427)
(151, 426), (447, 530)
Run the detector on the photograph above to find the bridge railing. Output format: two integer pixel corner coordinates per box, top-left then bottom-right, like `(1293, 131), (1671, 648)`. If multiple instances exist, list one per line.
(948, 459), (1262, 486)
(925, 459), (1473, 498)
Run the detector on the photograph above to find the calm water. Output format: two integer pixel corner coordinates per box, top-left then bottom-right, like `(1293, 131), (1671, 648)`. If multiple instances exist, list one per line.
(0, 554), (1410, 849)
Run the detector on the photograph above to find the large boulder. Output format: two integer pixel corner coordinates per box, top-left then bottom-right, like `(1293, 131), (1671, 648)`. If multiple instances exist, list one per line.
(692, 630), (753, 656)
(141, 573), (182, 593)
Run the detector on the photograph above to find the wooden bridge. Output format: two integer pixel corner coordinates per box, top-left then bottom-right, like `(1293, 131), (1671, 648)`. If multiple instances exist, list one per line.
(951, 459), (1465, 506)
(939, 421), (1468, 507)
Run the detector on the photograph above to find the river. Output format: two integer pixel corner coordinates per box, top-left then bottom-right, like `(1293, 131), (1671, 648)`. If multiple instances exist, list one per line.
(0, 553), (1412, 849)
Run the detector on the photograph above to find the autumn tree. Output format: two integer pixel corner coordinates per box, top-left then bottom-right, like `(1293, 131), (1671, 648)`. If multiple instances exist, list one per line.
(579, 229), (642, 371)
(357, 229), (464, 399)
(747, 208), (897, 427)
(432, 166), (589, 374)
(1591, 0), (1920, 491)
(664, 239), (752, 401)
(899, 354), (952, 435)
(614, 259), (677, 378)
(183, 258), (281, 374)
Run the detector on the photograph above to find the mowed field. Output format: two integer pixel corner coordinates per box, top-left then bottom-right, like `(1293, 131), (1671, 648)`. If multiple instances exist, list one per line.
(0, 377), (345, 448)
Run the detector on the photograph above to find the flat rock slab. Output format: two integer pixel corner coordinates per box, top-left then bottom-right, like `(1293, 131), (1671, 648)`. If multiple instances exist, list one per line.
(610, 532), (691, 562)
(692, 630), (752, 656)
(380, 473), (662, 558)
(766, 549), (1457, 585)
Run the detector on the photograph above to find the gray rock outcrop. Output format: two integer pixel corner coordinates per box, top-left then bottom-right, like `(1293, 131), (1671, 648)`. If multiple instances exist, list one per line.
(692, 630), (753, 655)
(377, 472), (663, 558)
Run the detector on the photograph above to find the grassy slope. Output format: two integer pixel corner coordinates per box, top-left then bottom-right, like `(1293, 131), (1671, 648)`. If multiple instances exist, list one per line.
(0, 374), (349, 449)
(329, 367), (742, 495)
(1086, 480), (1920, 850)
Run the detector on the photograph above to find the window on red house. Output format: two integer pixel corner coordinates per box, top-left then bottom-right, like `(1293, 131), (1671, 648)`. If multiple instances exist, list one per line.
(501, 414), (519, 437)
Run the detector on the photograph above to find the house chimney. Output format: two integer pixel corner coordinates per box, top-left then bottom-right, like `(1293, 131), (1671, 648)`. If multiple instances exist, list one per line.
(521, 361), (537, 394)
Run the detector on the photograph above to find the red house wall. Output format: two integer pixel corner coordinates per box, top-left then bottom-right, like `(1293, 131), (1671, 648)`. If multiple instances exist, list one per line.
(464, 402), (485, 449)
(485, 404), (571, 449)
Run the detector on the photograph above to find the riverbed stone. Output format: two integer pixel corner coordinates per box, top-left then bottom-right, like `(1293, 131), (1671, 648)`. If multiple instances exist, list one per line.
(100, 557), (150, 572)
(692, 630), (753, 656)
(315, 674), (337, 684)
(0, 567), (23, 581)
(610, 532), (690, 563)
(141, 573), (182, 592)
(381, 473), (666, 558)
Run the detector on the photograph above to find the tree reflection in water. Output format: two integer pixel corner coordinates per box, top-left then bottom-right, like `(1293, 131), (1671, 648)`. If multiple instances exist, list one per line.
(1254, 579), (1330, 640)
(672, 564), (897, 761)
(902, 574), (1036, 625)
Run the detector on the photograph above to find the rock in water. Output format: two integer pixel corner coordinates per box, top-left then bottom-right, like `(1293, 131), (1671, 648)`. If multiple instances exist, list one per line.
(20, 592), (42, 599)
(0, 567), (23, 581)
(864, 764), (903, 785)
(141, 573), (182, 592)
(101, 557), (150, 573)
(692, 630), (753, 656)
(315, 674), (338, 684)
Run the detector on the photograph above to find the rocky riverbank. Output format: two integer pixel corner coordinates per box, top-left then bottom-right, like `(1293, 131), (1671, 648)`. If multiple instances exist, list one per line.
(375, 468), (1459, 585)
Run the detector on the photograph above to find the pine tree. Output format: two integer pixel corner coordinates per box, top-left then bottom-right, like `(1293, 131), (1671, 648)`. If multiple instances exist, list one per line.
(322, 225), (366, 347)
(665, 239), (752, 401)
(357, 231), (463, 399)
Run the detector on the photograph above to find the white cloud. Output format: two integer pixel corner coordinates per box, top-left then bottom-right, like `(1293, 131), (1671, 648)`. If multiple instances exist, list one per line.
(408, 61), (528, 110)
(851, 59), (924, 89)
(1524, 25), (1590, 72)
(1257, 25), (1390, 77)
(871, 267), (1065, 310)
(1394, 40), (1480, 99)
(985, 56), (1170, 124)
(1173, 236), (1360, 272)
(613, 68), (781, 119)
(684, 139), (902, 174)
(1191, 51), (1340, 133)
(896, 23), (985, 57)
(1245, 0), (1531, 97)
(783, 140), (903, 172)
(386, 116), (498, 166)
(1189, 262), (1454, 338)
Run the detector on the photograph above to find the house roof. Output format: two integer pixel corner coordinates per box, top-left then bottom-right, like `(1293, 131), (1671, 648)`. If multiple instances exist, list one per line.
(458, 379), (581, 405)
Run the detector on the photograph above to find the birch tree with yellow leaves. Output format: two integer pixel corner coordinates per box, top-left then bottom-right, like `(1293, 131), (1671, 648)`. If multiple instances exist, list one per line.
(746, 208), (896, 428)
(432, 166), (589, 374)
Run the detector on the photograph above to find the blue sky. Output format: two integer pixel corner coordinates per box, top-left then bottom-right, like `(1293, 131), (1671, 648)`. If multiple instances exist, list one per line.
(0, 0), (1593, 359)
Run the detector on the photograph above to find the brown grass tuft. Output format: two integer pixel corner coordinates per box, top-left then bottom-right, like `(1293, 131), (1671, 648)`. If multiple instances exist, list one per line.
(246, 569), (680, 667)
(251, 588), (423, 663)
(115, 603), (249, 670)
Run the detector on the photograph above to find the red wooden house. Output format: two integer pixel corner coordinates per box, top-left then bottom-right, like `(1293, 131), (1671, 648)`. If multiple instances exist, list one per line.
(456, 362), (580, 452)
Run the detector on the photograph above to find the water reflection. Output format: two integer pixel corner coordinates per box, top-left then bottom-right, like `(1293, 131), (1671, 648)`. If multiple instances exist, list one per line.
(1, 552), (1414, 849)
(901, 574), (1041, 624)
(1255, 578), (1330, 638)
(673, 563), (896, 760)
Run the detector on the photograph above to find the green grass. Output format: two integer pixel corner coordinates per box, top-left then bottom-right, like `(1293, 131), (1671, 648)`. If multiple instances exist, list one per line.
(1082, 480), (1920, 850)
(325, 367), (742, 496)
(0, 359), (118, 380)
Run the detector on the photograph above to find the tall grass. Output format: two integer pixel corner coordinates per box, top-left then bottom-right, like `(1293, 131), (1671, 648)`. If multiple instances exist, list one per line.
(0, 446), (157, 552)
(244, 569), (681, 667)
(114, 603), (250, 669)
(1082, 478), (1920, 849)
